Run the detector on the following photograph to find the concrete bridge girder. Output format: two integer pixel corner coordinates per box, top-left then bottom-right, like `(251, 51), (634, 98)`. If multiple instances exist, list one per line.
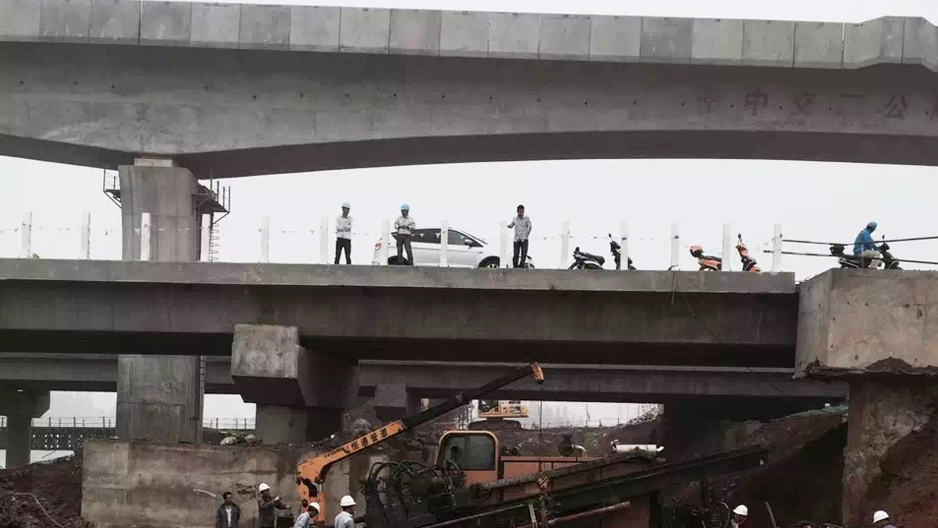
(1, 10), (938, 173)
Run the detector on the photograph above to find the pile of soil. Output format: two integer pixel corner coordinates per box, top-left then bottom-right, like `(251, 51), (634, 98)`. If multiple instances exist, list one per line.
(670, 408), (848, 528)
(0, 455), (92, 528)
(861, 411), (938, 528)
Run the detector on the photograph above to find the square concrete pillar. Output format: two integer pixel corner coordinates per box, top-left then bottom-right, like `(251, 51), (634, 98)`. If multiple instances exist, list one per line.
(842, 380), (938, 527)
(374, 383), (423, 422)
(0, 387), (49, 467)
(116, 163), (204, 444)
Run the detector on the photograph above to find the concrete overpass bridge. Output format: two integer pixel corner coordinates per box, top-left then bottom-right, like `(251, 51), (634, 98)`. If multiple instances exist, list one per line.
(1, 2), (938, 173)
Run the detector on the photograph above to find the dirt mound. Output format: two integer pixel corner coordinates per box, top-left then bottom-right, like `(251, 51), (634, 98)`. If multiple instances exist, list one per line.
(669, 408), (848, 527)
(0, 455), (91, 528)
(861, 411), (938, 528)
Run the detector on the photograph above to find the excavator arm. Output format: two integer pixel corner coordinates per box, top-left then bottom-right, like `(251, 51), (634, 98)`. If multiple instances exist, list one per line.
(295, 363), (545, 517)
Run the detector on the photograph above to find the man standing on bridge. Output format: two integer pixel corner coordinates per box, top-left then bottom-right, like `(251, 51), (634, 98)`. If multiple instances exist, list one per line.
(508, 204), (532, 268)
(335, 202), (353, 265)
(394, 204), (416, 265)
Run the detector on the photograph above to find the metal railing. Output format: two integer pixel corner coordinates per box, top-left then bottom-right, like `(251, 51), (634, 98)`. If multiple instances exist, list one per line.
(0, 416), (255, 430)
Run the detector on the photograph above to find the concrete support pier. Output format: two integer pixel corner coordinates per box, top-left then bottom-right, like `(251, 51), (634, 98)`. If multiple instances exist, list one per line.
(796, 271), (938, 526)
(0, 387), (49, 467)
(232, 325), (357, 443)
(115, 161), (203, 444)
(374, 383), (423, 422)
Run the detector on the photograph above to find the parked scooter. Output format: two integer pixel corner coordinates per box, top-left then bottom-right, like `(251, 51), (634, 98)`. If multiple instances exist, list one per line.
(690, 235), (761, 272)
(608, 234), (636, 270)
(736, 234), (761, 272)
(569, 247), (606, 270)
(829, 238), (902, 270)
(689, 246), (723, 271)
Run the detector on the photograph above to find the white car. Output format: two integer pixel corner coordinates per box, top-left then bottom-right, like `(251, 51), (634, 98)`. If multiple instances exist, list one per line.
(372, 227), (533, 268)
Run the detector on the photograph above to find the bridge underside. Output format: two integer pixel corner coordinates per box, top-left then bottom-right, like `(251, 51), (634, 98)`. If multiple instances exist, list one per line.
(1, 41), (937, 175)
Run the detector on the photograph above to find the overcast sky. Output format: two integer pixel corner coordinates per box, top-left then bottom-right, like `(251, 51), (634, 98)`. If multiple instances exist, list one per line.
(2, 0), (937, 429)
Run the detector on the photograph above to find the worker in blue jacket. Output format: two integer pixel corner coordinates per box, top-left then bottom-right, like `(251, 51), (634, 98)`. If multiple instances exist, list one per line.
(853, 221), (882, 268)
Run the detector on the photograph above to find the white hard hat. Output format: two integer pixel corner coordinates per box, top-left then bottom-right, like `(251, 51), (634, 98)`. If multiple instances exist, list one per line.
(342, 202), (350, 209)
(873, 511), (890, 523)
(258, 483), (270, 492)
(309, 502), (321, 512)
(733, 505), (748, 517)
(340, 495), (357, 507)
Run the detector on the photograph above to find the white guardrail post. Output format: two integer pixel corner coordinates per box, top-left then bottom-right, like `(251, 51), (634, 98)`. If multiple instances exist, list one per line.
(560, 221), (570, 269)
(140, 212), (151, 261)
(81, 212), (91, 259)
(20, 211), (32, 258)
(619, 223), (629, 271)
(440, 220), (449, 267)
(381, 219), (391, 265)
(260, 216), (270, 263)
(670, 223), (680, 270)
(772, 224), (783, 271)
(320, 217), (329, 264)
(722, 223), (733, 272)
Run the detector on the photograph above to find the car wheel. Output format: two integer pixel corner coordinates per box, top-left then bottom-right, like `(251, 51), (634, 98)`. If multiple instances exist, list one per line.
(387, 256), (402, 265)
(479, 257), (500, 269)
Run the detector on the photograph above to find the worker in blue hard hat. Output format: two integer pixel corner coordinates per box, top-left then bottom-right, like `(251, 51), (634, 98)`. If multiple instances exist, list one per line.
(394, 204), (416, 265)
(853, 221), (882, 268)
(335, 202), (353, 265)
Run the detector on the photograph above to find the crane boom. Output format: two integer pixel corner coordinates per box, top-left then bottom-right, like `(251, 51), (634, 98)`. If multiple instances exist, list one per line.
(295, 363), (544, 518)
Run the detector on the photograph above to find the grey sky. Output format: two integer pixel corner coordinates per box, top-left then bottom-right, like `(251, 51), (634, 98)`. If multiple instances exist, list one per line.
(1, 0), (936, 427)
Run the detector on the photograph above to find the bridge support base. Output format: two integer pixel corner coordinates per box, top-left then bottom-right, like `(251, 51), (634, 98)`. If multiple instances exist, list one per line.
(0, 387), (49, 468)
(232, 324), (357, 444)
(842, 379), (938, 527)
(374, 383), (423, 422)
(116, 162), (203, 444)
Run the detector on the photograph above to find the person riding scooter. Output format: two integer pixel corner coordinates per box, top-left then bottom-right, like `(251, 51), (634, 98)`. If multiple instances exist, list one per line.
(853, 221), (883, 268)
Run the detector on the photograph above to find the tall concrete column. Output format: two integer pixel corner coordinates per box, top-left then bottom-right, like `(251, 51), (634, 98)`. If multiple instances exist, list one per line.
(842, 380), (938, 527)
(116, 162), (203, 444)
(231, 325), (357, 444)
(0, 387), (49, 468)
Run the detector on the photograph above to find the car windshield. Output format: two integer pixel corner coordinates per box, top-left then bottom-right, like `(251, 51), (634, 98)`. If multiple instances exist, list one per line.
(458, 230), (487, 246)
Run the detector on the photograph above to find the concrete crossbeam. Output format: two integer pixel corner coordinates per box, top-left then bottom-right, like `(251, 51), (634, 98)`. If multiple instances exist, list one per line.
(89, 0), (140, 44)
(793, 22), (844, 68)
(139, 1), (191, 47)
(843, 17), (904, 69)
(39, 0), (91, 43)
(0, 355), (847, 405)
(0, 0), (41, 41)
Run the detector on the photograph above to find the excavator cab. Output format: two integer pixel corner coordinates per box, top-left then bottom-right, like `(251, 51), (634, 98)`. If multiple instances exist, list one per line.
(437, 431), (499, 486)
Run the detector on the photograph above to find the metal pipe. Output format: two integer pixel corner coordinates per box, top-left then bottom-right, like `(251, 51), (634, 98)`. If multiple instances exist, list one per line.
(517, 500), (632, 528)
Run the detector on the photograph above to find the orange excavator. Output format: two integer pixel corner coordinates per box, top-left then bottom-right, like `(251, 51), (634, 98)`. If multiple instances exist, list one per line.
(295, 363), (545, 523)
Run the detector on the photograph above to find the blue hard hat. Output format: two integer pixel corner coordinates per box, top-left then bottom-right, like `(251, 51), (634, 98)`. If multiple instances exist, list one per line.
(401, 203), (410, 211)
(867, 221), (878, 229)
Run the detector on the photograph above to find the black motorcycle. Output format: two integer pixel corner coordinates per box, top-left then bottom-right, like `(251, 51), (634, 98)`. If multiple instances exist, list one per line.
(609, 234), (636, 270)
(569, 247), (605, 270)
(830, 240), (902, 270)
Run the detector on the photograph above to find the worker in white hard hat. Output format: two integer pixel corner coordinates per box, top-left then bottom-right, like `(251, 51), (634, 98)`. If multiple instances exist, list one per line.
(256, 483), (290, 528)
(731, 505), (750, 528)
(293, 501), (320, 528)
(873, 510), (896, 528)
(393, 204), (416, 265)
(335, 202), (353, 265)
(334, 495), (356, 528)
